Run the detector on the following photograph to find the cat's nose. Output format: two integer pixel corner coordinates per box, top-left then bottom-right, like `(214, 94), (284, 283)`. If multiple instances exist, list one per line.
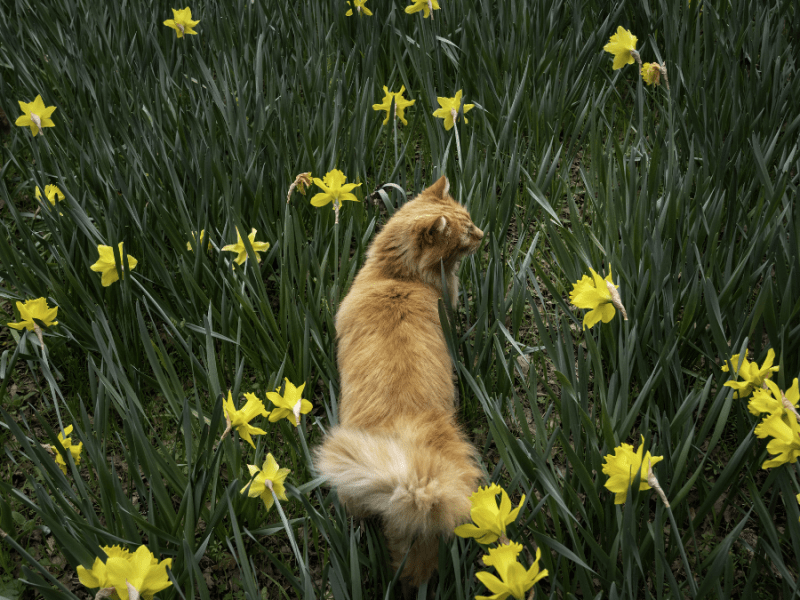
(474, 227), (484, 240)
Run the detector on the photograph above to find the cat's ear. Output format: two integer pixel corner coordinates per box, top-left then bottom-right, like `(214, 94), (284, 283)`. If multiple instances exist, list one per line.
(422, 215), (449, 244)
(427, 176), (450, 200)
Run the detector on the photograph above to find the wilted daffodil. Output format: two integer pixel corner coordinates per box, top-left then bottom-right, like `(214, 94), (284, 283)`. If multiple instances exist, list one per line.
(602, 436), (665, 505)
(454, 484), (525, 545)
(222, 228), (270, 265)
(220, 391), (269, 448)
(404, 0), (440, 19)
(433, 90), (474, 131)
(753, 411), (800, 469)
(748, 379), (800, 418)
(476, 542), (549, 600)
(52, 425), (83, 474)
(35, 184), (65, 206)
(346, 0), (373, 16)
(187, 229), (210, 251)
(90, 243), (138, 287)
(164, 7), (200, 38)
(16, 95), (56, 136)
(266, 379), (313, 426)
(603, 26), (639, 71)
(722, 349), (779, 399)
(8, 297), (58, 331)
(105, 545), (173, 600)
(569, 267), (627, 330)
(241, 453), (291, 511)
(373, 86), (416, 126)
(77, 545), (132, 591)
(641, 62), (661, 86)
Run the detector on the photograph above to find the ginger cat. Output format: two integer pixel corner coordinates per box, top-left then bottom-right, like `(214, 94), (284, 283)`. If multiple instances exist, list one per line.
(315, 176), (484, 591)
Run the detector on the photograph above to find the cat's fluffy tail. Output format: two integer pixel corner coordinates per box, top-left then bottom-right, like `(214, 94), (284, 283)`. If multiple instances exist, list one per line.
(315, 422), (479, 540)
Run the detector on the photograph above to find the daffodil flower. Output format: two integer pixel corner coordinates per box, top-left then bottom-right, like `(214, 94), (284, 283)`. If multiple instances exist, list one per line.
(569, 267), (627, 330)
(90, 243), (139, 287)
(372, 86), (416, 126)
(105, 545), (173, 600)
(404, 0), (439, 19)
(454, 484), (525, 545)
(15, 95), (56, 136)
(722, 349), (779, 399)
(602, 436), (664, 505)
(346, 0), (373, 16)
(311, 169), (361, 223)
(241, 453), (291, 511)
(287, 172), (312, 203)
(603, 26), (639, 71)
(7, 298), (58, 331)
(753, 411), (800, 469)
(265, 379), (313, 426)
(164, 7), (200, 38)
(221, 391), (269, 448)
(748, 379), (799, 418)
(51, 425), (83, 474)
(432, 90), (474, 131)
(476, 542), (549, 600)
(221, 228), (270, 265)
(77, 545), (132, 591)
(35, 184), (65, 206)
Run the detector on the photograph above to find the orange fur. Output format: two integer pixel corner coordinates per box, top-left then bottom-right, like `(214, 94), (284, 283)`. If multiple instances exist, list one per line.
(315, 176), (484, 587)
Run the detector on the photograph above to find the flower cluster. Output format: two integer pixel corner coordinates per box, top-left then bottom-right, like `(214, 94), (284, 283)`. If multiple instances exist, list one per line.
(455, 484), (548, 599)
(603, 26), (669, 89)
(77, 544), (172, 600)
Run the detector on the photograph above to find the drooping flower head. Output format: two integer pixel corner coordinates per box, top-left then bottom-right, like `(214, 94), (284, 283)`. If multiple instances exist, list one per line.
(222, 391), (269, 448)
(404, 0), (440, 18)
(104, 545), (172, 600)
(221, 228), (270, 265)
(641, 63), (661, 86)
(35, 185), (65, 206)
(164, 7), (200, 38)
(90, 243), (139, 287)
(476, 542), (549, 600)
(77, 545), (132, 590)
(15, 95), (57, 136)
(454, 484), (525, 545)
(433, 90), (475, 131)
(603, 26), (638, 71)
(722, 349), (779, 399)
(754, 411), (800, 469)
(241, 453), (291, 511)
(265, 379), (313, 426)
(569, 267), (627, 329)
(53, 425), (83, 474)
(7, 298), (58, 331)
(346, 0), (373, 16)
(748, 379), (799, 418)
(602, 436), (663, 504)
(373, 86), (416, 126)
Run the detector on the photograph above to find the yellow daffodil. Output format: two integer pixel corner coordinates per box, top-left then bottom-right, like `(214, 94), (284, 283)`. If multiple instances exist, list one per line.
(77, 545), (132, 590)
(569, 267), (627, 330)
(164, 7), (200, 38)
(641, 62), (661, 86)
(187, 229), (211, 251)
(603, 26), (638, 70)
(404, 0), (440, 19)
(265, 379), (313, 426)
(105, 545), (173, 600)
(221, 228), (270, 265)
(310, 169), (361, 209)
(454, 484), (525, 545)
(222, 391), (269, 448)
(346, 0), (373, 16)
(748, 379), (799, 417)
(602, 436), (663, 504)
(35, 185), (65, 206)
(90, 243), (138, 287)
(241, 453), (291, 511)
(53, 425), (83, 474)
(753, 411), (800, 469)
(372, 86), (416, 126)
(476, 542), (549, 600)
(432, 90), (474, 131)
(7, 298), (58, 331)
(15, 95), (56, 136)
(722, 349), (780, 399)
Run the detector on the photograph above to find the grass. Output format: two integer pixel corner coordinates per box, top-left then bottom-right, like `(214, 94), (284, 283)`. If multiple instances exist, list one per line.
(0, 0), (799, 598)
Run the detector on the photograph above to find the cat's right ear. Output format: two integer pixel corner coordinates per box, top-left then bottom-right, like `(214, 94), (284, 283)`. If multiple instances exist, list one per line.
(427, 176), (450, 200)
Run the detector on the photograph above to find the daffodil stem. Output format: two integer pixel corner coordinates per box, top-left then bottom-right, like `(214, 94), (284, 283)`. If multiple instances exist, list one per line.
(271, 489), (310, 582)
(393, 100), (399, 174)
(450, 108), (463, 171)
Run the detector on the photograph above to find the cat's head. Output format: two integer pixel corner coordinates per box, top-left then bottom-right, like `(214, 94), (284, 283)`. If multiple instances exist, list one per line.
(370, 176), (484, 282)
